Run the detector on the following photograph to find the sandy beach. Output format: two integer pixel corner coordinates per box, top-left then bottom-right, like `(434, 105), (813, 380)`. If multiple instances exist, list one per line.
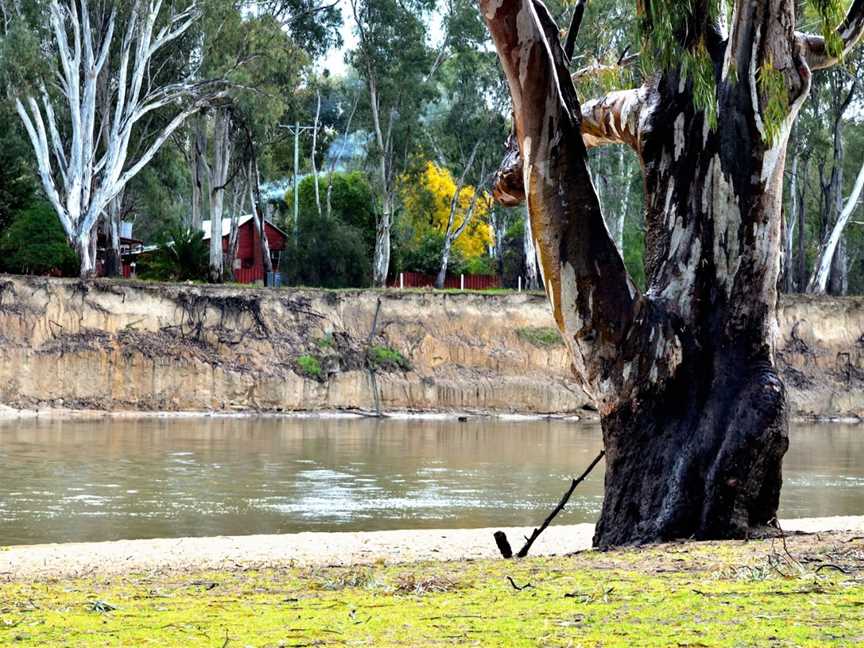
(3, 516), (863, 582)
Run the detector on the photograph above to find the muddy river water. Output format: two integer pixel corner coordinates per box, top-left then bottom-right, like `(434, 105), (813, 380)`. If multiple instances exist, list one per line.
(1, 417), (862, 546)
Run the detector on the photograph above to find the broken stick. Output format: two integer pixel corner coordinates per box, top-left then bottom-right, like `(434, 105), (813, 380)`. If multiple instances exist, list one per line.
(495, 450), (605, 559)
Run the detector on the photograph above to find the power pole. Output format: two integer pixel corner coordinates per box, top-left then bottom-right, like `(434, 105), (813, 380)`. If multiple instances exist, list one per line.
(279, 122), (318, 244)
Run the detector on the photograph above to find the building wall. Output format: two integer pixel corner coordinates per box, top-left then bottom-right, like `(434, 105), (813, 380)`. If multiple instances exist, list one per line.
(224, 221), (287, 282)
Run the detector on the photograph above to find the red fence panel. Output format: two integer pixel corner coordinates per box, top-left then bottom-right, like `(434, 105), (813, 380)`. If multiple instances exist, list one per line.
(233, 267), (265, 284)
(389, 272), (501, 291)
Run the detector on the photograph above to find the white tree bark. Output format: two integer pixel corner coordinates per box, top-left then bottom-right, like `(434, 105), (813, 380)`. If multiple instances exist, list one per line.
(615, 146), (630, 254)
(367, 73), (395, 287)
(226, 178), (245, 278)
(523, 205), (539, 290)
(207, 109), (232, 281)
(784, 152), (799, 292)
(351, 0), (396, 287)
(435, 143), (481, 289)
(13, 0), (221, 277)
(191, 117), (208, 231)
(808, 160), (864, 294)
(311, 90), (322, 218)
(249, 158), (273, 277)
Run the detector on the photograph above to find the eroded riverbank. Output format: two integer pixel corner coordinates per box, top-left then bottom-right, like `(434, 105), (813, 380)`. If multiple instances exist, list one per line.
(1, 275), (864, 418)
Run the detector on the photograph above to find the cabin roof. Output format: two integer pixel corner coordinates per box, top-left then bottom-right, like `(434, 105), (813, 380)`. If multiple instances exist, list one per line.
(200, 215), (288, 241)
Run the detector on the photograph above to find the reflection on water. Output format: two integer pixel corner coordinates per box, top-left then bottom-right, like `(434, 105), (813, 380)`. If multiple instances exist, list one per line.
(0, 417), (860, 545)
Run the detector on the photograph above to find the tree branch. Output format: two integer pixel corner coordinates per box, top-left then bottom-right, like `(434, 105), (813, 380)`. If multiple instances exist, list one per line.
(563, 0), (586, 61)
(490, 88), (646, 208)
(481, 0), (640, 375)
(799, 0), (864, 70)
(580, 88), (645, 151)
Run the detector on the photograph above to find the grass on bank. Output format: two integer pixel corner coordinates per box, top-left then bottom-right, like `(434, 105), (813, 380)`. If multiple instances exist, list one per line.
(294, 354), (322, 380)
(368, 345), (411, 370)
(1, 536), (862, 647)
(517, 326), (565, 348)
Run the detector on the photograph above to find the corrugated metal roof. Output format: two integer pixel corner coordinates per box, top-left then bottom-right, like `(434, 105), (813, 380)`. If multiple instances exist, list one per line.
(200, 215), (255, 240)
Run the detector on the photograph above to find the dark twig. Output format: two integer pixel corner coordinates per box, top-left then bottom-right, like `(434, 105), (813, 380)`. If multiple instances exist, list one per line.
(506, 576), (533, 591)
(563, 0), (586, 62)
(494, 450), (605, 559)
(815, 563), (852, 575)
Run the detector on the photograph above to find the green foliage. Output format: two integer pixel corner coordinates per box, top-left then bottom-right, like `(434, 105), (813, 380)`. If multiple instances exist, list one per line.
(316, 333), (334, 350)
(393, 231), (459, 276)
(367, 345), (411, 371)
(758, 60), (790, 146)
(682, 42), (718, 130)
(0, 105), (36, 233)
(810, 0), (846, 59)
(640, 1), (721, 128)
(295, 354), (323, 379)
(516, 327), (564, 348)
(0, 202), (78, 276)
(286, 172), (377, 248)
(137, 224), (209, 282)
(0, 10), (51, 92)
(280, 172), (376, 288)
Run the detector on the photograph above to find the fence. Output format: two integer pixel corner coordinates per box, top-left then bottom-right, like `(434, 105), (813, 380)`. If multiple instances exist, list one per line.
(233, 267), (265, 284)
(389, 271), (501, 291)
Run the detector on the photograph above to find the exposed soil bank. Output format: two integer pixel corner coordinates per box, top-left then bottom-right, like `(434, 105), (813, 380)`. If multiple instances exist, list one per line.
(2, 516), (862, 582)
(0, 275), (863, 418)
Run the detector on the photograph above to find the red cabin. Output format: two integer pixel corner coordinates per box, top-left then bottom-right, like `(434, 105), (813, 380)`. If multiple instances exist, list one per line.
(201, 215), (289, 284)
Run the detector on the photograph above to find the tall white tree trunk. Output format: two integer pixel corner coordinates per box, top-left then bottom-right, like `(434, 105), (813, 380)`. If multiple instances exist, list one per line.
(615, 146), (630, 254)
(225, 178), (245, 279)
(77, 226), (96, 277)
(435, 144), (480, 289)
(783, 152), (800, 292)
(373, 196), (392, 287)
(523, 205), (539, 290)
(106, 190), (124, 277)
(249, 158), (273, 277)
(311, 90), (322, 218)
(208, 110), (232, 282)
(368, 74), (394, 287)
(808, 160), (864, 294)
(191, 117), (207, 230)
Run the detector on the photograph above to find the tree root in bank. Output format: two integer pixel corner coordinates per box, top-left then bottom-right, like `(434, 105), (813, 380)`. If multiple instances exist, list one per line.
(494, 450), (605, 559)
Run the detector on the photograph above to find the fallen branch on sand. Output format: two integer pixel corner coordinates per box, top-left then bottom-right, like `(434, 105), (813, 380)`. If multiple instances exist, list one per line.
(494, 451), (605, 559)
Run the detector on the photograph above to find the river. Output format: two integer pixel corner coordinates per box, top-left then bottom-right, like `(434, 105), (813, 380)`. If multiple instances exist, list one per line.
(1, 416), (862, 546)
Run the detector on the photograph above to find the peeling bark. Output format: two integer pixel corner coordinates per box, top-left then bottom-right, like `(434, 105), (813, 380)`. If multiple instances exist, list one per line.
(481, 0), (823, 547)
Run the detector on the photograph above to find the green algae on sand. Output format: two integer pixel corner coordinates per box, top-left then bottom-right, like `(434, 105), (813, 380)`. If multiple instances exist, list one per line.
(1, 534), (862, 647)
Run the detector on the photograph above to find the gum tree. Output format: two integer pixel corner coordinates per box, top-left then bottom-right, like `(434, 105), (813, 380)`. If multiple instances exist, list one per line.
(10, 0), (222, 277)
(481, 0), (864, 547)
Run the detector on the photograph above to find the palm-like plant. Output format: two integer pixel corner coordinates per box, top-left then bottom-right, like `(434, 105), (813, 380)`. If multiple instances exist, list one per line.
(138, 223), (209, 282)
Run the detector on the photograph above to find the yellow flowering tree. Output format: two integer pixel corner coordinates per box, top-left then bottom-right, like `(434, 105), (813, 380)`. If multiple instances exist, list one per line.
(402, 161), (493, 265)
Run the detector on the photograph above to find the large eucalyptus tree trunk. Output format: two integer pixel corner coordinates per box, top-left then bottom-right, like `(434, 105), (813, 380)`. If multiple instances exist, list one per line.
(482, 0), (863, 547)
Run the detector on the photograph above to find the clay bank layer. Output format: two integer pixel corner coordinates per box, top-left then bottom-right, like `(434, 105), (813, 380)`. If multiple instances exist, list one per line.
(0, 275), (861, 418)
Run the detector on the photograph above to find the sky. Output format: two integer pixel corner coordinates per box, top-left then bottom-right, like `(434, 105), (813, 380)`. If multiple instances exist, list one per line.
(321, 1), (356, 77)
(318, 0), (444, 78)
